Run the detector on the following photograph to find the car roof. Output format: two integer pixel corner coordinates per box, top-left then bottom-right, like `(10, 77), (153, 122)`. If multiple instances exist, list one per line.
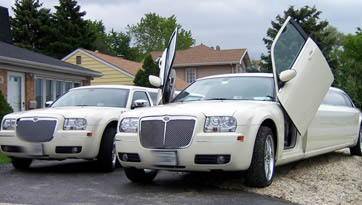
(197, 73), (273, 81)
(70, 85), (159, 93)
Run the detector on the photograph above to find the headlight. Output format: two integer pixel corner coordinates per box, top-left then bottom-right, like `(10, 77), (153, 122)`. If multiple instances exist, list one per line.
(63, 118), (87, 130)
(2, 118), (16, 130)
(204, 116), (237, 132)
(119, 118), (139, 133)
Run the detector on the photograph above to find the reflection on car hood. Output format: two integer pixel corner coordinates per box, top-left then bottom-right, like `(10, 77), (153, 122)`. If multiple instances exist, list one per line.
(124, 100), (275, 117)
(4, 106), (128, 119)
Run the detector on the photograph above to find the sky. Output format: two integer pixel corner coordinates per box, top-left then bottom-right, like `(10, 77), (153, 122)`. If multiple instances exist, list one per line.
(1, 0), (362, 59)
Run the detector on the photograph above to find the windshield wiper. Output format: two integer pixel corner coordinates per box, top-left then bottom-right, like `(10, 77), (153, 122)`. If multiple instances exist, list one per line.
(75, 104), (91, 106)
(204, 98), (232, 101)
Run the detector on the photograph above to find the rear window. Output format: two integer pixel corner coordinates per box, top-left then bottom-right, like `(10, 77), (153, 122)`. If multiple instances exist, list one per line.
(322, 89), (353, 107)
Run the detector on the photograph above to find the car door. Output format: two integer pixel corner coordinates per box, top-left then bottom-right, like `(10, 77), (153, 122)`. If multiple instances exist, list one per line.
(271, 16), (334, 136)
(307, 89), (360, 151)
(157, 28), (178, 104)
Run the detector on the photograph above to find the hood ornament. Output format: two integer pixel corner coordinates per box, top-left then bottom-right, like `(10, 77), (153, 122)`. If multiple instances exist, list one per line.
(163, 116), (170, 122)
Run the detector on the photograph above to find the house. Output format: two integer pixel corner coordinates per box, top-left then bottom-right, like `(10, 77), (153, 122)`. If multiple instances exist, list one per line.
(151, 44), (252, 89)
(0, 6), (102, 111)
(62, 49), (142, 86)
(63, 49), (189, 91)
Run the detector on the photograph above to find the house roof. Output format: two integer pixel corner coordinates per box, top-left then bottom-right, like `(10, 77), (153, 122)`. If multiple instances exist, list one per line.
(151, 44), (247, 67)
(0, 41), (102, 77)
(64, 49), (142, 77)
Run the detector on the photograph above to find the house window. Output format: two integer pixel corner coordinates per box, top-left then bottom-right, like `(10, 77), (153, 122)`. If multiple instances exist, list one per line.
(45, 80), (54, 102)
(35, 78), (81, 108)
(73, 82), (81, 88)
(185, 68), (196, 83)
(76, 56), (81, 64)
(56, 81), (63, 99)
(35, 79), (43, 108)
(64, 82), (73, 92)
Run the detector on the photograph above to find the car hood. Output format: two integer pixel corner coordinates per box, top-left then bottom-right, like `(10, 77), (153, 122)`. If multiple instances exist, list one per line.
(124, 100), (274, 118)
(4, 106), (128, 119)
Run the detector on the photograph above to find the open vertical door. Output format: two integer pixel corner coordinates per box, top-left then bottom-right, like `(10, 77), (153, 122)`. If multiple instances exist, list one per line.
(149, 28), (178, 104)
(271, 17), (334, 136)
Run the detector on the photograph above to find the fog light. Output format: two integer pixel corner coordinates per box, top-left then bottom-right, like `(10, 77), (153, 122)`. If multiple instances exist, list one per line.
(216, 155), (226, 164)
(72, 147), (78, 153)
(122, 153), (128, 161)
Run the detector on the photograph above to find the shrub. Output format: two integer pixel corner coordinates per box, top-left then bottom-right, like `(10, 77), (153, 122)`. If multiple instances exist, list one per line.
(0, 91), (13, 122)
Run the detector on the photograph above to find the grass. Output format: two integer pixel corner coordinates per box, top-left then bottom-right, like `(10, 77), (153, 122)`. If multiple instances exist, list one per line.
(0, 152), (11, 164)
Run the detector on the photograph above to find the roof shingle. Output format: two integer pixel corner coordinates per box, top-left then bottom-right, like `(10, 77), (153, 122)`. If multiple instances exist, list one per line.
(151, 44), (246, 66)
(82, 49), (142, 76)
(0, 41), (101, 77)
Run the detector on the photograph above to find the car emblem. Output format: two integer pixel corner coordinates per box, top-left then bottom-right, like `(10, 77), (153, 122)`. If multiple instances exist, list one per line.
(33, 117), (39, 122)
(163, 116), (170, 122)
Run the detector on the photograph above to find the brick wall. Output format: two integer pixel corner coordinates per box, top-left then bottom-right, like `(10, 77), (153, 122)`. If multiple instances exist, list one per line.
(25, 73), (35, 110)
(83, 79), (91, 86)
(0, 69), (6, 97)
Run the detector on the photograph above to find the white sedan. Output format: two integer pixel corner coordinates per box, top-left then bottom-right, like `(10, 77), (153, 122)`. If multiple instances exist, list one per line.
(115, 18), (362, 187)
(0, 85), (157, 171)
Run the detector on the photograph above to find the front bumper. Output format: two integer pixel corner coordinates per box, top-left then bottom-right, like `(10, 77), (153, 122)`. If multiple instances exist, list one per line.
(0, 130), (100, 160)
(115, 124), (259, 172)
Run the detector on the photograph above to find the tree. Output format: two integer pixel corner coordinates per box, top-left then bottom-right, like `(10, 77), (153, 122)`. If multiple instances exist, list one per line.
(133, 54), (159, 87)
(10, 0), (53, 55)
(87, 20), (108, 54)
(49, 0), (95, 59)
(105, 30), (140, 61)
(0, 92), (13, 122)
(260, 6), (338, 72)
(335, 28), (362, 109)
(128, 13), (194, 56)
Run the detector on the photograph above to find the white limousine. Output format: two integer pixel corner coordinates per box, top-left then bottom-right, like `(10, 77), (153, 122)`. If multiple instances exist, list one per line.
(115, 18), (362, 187)
(0, 85), (158, 172)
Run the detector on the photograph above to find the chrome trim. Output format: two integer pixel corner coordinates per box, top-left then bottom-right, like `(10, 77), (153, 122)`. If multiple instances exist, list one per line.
(139, 115), (198, 149)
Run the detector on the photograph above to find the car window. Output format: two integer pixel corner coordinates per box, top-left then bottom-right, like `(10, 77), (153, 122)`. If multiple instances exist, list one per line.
(273, 21), (306, 76)
(173, 76), (274, 102)
(132, 91), (151, 107)
(51, 88), (129, 108)
(322, 89), (353, 107)
(148, 92), (158, 105)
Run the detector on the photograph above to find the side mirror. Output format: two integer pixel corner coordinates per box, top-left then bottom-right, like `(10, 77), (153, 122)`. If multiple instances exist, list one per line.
(279, 70), (297, 82)
(149, 75), (161, 88)
(45, 101), (53, 107)
(131, 99), (149, 109)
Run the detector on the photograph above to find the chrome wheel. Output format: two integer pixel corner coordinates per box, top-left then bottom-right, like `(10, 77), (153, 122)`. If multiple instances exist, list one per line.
(264, 134), (274, 181)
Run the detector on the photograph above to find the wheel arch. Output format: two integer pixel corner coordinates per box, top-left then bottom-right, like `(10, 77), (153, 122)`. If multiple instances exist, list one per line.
(260, 119), (279, 159)
(96, 120), (118, 155)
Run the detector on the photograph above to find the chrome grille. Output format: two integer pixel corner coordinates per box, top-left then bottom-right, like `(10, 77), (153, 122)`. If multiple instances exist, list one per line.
(140, 116), (196, 149)
(16, 117), (57, 142)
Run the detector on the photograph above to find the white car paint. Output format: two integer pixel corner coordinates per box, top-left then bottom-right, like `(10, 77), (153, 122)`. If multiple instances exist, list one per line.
(115, 74), (361, 173)
(115, 18), (362, 187)
(0, 85), (158, 163)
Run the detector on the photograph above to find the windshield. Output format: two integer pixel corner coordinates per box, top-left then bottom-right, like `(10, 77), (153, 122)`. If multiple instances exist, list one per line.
(52, 88), (130, 108)
(173, 76), (274, 102)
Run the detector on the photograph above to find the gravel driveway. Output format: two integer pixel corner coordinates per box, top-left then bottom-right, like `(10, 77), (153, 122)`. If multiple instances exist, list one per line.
(202, 149), (362, 205)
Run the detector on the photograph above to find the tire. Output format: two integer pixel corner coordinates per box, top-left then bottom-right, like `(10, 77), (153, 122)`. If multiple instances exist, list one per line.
(350, 126), (362, 156)
(245, 126), (275, 187)
(98, 127), (118, 172)
(11, 157), (32, 170)
(124, 167), (158, 183)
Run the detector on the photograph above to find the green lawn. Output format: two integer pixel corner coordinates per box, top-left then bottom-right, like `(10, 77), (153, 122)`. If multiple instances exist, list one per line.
(0, 152), (11, 164)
